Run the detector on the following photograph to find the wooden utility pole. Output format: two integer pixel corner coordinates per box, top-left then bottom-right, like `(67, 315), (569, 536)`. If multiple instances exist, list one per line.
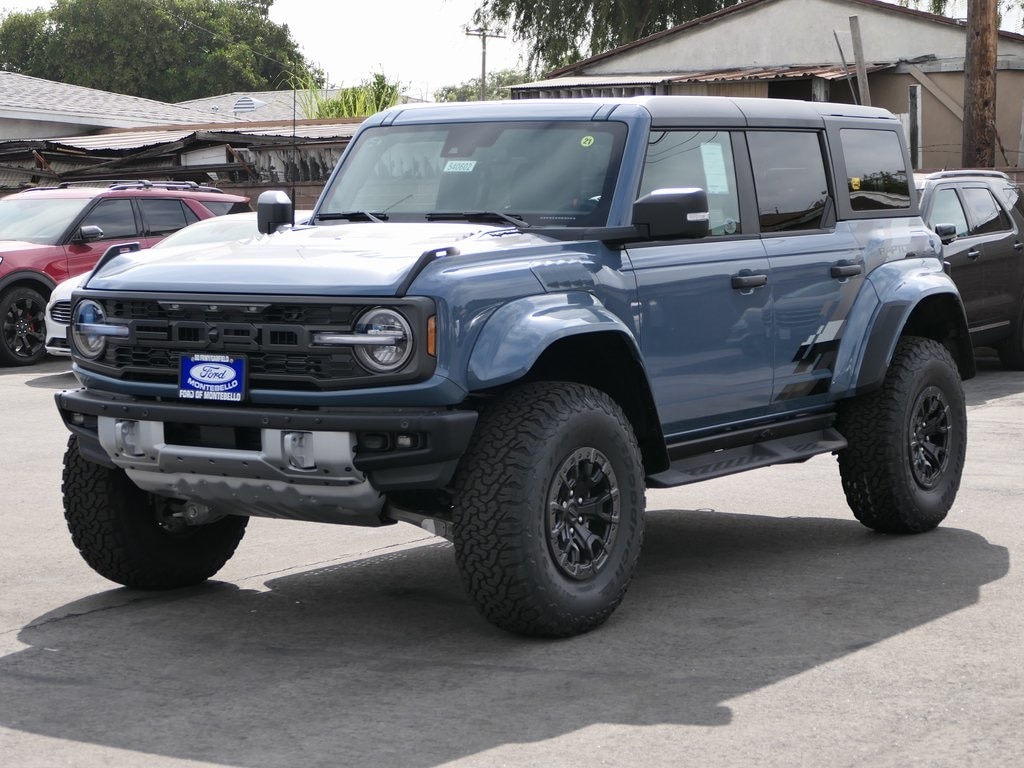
(849, 16), (871, 106)
(962, 0), (999, 167)
(465, 26), (505, 101)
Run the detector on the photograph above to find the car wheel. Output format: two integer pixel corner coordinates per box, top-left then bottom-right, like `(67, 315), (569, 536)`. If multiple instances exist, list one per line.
(451, 382), (645, 637)
(62, 435), (248, 588)
(836, 336), (966, 533)
(0, 286), (47, 366)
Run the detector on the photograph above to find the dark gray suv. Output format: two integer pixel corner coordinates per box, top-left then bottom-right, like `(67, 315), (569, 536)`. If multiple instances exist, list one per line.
(916, 169), (1024, 368)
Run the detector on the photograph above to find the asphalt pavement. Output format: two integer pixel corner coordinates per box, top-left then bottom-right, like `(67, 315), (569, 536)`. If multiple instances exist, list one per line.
(0, 355), (1021, 768)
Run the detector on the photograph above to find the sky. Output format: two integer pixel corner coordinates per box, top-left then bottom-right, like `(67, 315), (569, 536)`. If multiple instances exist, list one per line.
(0, 0), (530, 102)
(266, 0), (529, 100)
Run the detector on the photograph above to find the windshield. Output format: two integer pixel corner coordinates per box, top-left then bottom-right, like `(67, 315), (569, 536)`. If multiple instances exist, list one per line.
(318, 120), (628, 228)
(154, 214), (257, 249)
(0, 197), (92, 244)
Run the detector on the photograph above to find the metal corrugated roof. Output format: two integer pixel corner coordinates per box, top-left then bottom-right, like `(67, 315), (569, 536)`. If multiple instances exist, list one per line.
(24, 122), (362, 153)
(512, 65), (893, 91)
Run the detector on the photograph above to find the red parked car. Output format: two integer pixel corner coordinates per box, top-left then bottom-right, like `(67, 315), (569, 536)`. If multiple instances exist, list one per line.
(0, 181), (250, 366)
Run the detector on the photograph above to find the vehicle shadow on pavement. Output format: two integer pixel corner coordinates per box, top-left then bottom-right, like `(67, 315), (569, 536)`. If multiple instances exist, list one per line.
(964, 353), (1024, 406)
(0, 510), (1007, 768)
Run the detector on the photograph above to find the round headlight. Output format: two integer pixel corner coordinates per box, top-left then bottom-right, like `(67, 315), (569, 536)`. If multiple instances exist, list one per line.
(71, 299), (108, 359)
(354, 307), (413, 373)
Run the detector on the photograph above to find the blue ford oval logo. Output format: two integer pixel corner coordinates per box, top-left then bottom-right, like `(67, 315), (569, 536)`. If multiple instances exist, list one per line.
(189, 362), (237, 384)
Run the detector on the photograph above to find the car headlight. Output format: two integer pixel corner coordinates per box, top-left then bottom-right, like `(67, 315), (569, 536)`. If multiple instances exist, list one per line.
(71, 299), (125, 359)
(353, 307), (413, 373)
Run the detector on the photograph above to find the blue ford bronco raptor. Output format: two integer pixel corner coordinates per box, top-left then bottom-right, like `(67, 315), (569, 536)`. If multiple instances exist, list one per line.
(55, 96), (973, 637)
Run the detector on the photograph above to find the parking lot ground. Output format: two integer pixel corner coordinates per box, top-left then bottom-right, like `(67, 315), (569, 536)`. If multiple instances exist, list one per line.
(0, 356), (1021, 768)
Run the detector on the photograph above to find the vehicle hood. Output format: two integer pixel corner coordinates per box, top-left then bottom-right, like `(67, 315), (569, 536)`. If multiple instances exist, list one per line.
(85, 223), (542, 295)
(0, 240), (53, 255)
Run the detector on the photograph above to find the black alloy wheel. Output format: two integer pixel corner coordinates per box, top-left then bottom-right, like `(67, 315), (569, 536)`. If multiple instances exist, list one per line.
(0, 287), (47, 366)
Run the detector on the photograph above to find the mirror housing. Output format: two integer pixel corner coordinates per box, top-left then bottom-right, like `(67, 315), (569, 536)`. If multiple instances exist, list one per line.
(933, 222), (958, 245)
(76, 225), (104, 243)
(257, 190), (295, 234)
(632, 188), (710, 240)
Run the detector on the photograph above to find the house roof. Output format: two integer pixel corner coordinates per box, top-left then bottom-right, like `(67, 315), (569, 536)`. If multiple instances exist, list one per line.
(177, 90), (344, 122)
(0, 71), (243, 129)
(512, 64), (893, 92)
(543, 0), (1024, 78)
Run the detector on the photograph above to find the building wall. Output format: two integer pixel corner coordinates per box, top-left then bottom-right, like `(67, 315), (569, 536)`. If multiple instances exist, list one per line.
(863, 70), (1024, 169)
(0, 119), (95, 141)
(585, 0), (1024, 74)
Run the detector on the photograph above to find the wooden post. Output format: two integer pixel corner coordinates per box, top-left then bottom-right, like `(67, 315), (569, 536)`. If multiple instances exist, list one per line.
(850, 16), (871, 107)
(963, 0), (998, 167)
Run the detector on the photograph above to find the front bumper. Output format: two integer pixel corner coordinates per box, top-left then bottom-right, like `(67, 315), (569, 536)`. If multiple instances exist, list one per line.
(56, 388), (478, 525)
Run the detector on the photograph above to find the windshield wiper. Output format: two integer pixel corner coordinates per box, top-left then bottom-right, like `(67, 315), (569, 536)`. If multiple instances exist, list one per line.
(315, 211), (388, 223)
(425, 211), (531, 229)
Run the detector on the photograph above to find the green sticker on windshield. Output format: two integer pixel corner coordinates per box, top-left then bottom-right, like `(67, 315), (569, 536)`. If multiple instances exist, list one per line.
(581, 136), (595, 147)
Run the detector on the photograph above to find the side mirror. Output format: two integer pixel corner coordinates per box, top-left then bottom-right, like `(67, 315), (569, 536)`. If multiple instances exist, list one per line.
(76, 225), (104, 242)
(933, 222), (957, 245)
(257, 190), (294, 234)
(632, 188), (710, 240)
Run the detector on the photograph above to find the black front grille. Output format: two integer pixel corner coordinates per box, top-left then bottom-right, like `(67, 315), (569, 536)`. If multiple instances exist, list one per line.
(79, 294), (435, 392)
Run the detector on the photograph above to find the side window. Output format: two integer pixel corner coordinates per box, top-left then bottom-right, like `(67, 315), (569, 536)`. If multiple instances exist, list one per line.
(204, 200), (250, 216)
(928, 188), (970, 238)
(962, 186), (1012, 235)
(139, 199), (190, 236)
(747, 131), (829, 233)
(80, 199), (138, 239)
(640, 130), (741, 236)
(840, 128), (910, 211)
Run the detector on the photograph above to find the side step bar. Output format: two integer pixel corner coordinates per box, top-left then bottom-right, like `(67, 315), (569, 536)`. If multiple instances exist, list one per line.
(647, 424), (847, 488)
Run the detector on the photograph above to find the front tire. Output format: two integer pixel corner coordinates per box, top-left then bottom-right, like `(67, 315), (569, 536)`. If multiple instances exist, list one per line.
(0, 286), (47, 366)
(62, 435), (248, 588)
(451, 382), (645, 638)
(836, 336), (966, 533)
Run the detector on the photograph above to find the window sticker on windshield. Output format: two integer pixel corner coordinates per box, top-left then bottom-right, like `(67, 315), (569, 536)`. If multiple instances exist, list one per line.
(581, 135), (595, 147)
(700, 142), (730, 195)
(443, 160), (477, 173)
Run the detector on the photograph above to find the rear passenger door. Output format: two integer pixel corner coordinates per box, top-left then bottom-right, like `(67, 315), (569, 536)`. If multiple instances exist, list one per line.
(625, 129), (772, 436)
(747, 127), (891, 410)
(959, 183), (1021, 327)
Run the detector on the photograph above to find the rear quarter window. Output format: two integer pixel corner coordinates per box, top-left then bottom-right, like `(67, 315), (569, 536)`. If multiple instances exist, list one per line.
(840, 128), (910, 211)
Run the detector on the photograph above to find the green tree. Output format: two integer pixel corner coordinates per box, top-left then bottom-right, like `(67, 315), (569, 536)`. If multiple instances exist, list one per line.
(295, 71), (405, 118)
(434, 68), (532, 102)
(472, 1), (741, 73)
(0, 0), (322, 102)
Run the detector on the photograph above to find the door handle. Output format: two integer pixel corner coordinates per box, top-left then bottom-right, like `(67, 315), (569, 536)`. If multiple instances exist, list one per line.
(731, 272), (768, 290)
(1014, 242), (1023, 251)
(830, 262), (863, 279)
(967, 249), (981, 260)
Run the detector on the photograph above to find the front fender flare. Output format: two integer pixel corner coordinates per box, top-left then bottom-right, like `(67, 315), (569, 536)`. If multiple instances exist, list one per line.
(467, 291), (638, 390)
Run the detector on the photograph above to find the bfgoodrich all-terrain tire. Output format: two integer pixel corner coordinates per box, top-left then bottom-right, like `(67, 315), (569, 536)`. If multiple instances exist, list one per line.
(836, 336), (966, 533)
(451, 382), (645, 638)
(62, 435), (248, 589)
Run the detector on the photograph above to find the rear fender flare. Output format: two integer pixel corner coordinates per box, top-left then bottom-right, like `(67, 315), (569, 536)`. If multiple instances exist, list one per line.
(832, 260), (973, 394)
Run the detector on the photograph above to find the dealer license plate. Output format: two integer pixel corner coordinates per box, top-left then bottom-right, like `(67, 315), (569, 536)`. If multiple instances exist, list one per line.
(178, 353), (246, 402)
